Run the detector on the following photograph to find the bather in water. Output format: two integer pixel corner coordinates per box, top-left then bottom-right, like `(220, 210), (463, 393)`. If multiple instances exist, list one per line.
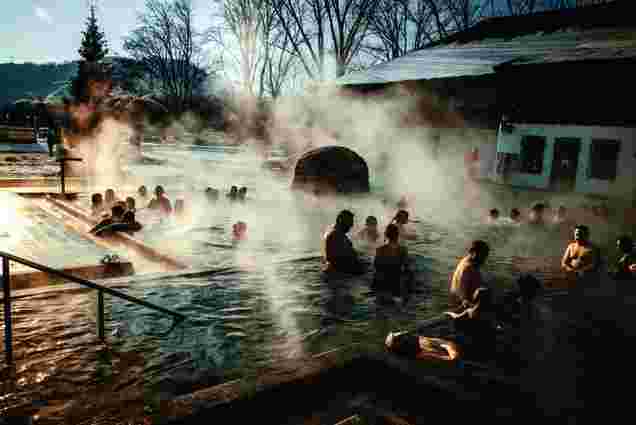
(323, 210), (365, 275)
(390, 210), (416, 241)
(355, 215), (381, 248)
(232, 221), (248, 242)
(148, 185), (173, 216)
(372, 223), (414, 303)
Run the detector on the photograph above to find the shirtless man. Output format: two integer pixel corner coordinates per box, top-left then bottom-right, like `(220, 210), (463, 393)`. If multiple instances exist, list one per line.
(449, 240), (490, 309)
(355, 216), (381, 245)
(323, 210), (365, 275)
(561, 225), (599, 278)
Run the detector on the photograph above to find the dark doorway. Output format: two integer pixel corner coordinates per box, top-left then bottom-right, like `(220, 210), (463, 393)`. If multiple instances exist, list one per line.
(551, 138), (581, 191)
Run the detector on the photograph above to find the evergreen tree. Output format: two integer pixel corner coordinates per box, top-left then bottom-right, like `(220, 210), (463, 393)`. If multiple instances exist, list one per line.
(71, 3), (111, 103)
(78, 4), (109, 62)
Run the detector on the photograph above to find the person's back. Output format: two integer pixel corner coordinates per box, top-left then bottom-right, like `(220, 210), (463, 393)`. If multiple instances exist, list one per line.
(325, 228), (361, 274)
(373, 224), (411, 297)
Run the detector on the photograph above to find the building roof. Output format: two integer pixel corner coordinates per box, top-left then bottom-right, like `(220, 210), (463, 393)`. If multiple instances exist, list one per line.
(337, 1), (636, 86)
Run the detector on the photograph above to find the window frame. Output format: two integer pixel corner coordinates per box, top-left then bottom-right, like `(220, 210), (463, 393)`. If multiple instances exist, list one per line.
(589, 139), (621, 181)
(519, 135), (547, 175)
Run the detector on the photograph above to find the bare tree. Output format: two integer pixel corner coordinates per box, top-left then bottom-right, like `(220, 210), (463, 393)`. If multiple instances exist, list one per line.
(123, 0), (208, 113)
(209, 0), (298, 98)
(269, 0), (381, 78)
(366, 0), (459, 62)
(259, 26), (299, 97)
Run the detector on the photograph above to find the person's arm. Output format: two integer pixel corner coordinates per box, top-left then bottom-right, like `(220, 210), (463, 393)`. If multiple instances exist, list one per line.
(577, 247), (600, 273)
(561, 245), (575, 272)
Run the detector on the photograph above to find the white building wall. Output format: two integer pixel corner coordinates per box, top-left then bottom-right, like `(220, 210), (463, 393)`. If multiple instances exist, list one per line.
(496, 123), (636, 199)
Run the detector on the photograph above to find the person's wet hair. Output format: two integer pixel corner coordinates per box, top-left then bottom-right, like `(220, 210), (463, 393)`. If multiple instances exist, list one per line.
(385, 223), (399, 242)
(138, 185), (147, 197)
(366, 216), (378, 226)
(238, 187), (247, 199)
(468, 240), (490, 264)
(574, 224), (590, 239)
(617, 235), (634, 253)
(510, 208), (520, 220)
(489, 208), (500, 219)
(155, 185), (165, 196)
(336, 210), (355, 229)
(91, 193), (103, 205)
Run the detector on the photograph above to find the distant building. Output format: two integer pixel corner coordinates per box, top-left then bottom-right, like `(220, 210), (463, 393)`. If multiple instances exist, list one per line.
(336, 0), (636, 200)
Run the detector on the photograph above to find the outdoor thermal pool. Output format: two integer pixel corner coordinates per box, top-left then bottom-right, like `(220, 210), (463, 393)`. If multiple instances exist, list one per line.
(1, 143), (628, 421)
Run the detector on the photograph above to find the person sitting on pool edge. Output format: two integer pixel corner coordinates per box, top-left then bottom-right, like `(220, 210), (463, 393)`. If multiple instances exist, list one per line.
(390, 210), (416, 240)
(355, 216), (381, 245)
(373, 224), (415, 303)
(148, 185), (173, 215)
(449, 240), (490, 309)
(323, 210), (365, 275)
(561, 224), (600, 280)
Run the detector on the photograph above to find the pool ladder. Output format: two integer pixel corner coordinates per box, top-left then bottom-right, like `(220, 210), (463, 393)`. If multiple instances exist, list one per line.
(0, 250), (186, 365)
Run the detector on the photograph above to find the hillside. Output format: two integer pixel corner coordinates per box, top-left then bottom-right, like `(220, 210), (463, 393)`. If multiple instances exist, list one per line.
(0, 62), (77, 106)
(0, 57), (147, 107)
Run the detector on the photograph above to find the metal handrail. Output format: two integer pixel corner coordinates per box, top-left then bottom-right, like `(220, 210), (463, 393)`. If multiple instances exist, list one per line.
(1, 250), (186, 365)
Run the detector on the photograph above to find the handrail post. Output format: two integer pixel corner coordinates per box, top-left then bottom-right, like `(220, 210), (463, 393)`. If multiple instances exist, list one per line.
(97, 290), (105, 340)
(2, 255), (13, 365)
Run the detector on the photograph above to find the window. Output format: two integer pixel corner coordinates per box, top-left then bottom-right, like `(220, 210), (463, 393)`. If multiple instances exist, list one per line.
(589, 139), (620, 180)
(520, 136), (546, 174)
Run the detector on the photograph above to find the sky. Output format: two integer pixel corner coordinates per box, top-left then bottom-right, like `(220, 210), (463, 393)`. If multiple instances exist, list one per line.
(0, 0), (212, 64)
